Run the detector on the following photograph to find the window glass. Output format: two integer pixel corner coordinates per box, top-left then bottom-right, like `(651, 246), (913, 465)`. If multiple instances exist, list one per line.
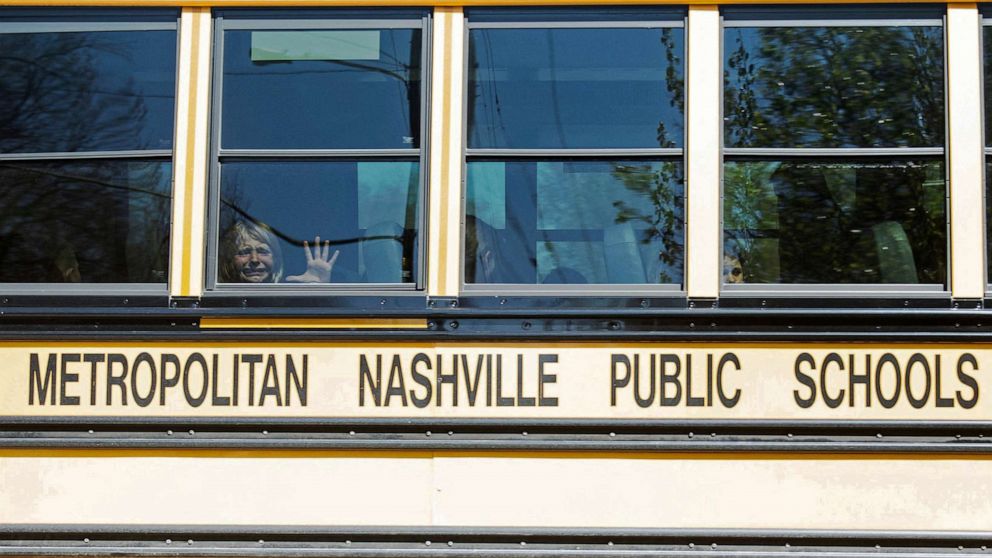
(723, 8), (946, 288)
(466, 160), (684, 284)
(218, 161), (419, 284)
(212, 11), (426, 290)
(465, 11), (685, 290)
(468, 27), (683, 149)
(724, 25), (944, 149)
(221, 28), (422, 150)
(0, 160), (172, 283)
(985, 23), (992, 285)
(987, 25), (992, 148)
(0, 11), (177, 287)
(725, 159), (945, 284)
(0, 30), (177, 153)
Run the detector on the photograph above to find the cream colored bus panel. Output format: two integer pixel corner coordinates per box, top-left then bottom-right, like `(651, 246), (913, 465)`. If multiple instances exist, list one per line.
(1, 452), (990, 530)
(2, 343), (991, 420)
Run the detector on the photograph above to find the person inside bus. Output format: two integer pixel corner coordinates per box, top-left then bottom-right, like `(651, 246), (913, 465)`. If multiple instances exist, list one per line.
(219, 219), (339, 284)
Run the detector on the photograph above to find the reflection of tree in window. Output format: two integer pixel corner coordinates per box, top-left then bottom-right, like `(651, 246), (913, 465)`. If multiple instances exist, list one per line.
(723, 25), (946, 284)
(0, 32), (155, 152)
(0, 161), (170, 282)
(0, 31), (171, 283)
(610, 29), (684, 285)
(611, 162), (684, 284)
(725, 26), (943, 148)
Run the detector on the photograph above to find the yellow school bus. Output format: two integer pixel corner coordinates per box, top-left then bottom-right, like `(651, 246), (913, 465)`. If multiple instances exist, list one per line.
(0, 0), (990, 556)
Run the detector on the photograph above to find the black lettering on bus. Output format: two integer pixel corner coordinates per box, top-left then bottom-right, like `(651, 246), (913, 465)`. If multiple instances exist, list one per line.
(517, 354), (536, 407)
(934, 355), (954, 408)
(793, 353), (816, 408)
(85, 353), (105, 406)
(610, 354), (632, 406)
(904, 353), (931, 409)
(242, 354), (262, 407)
(496, 356), (514, 407)
(410, 353), (433, 408)
(487, 355), (496, 406)
(259, 354), (283, 406)
(437, 353), (458, 406)
(159, 353), (180, 406)
(384, 354), (408, 407)
(849, 354), (871, 407)
(106, 353), (129, 406)
(285, 354), (307, 407)
(875, 353), (901, 409)
(633, 354), (654, 408)
(359, 354), (382, 407)
(717, 353), (742, 408)
(183, 352), (209, 407)
(956, 353), (979, 409)
(659, 354), (681, 406)
(59, 353), (81, 406)
(460, 354), (483, 406)
(28, 353), (57, 406)
(211, 353), (231, 407)
(687, 354), (704, 407)
(539, 353), (558, 407)
(130, 352), (157, 408)
(820, 352), (845, 409)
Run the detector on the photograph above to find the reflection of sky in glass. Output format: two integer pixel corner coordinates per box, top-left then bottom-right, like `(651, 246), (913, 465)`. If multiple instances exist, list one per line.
(0, 30), (177, 153)
(469, 28), (684, 149)
(222, 29), (421, 149)
(724, 26), (944, 148)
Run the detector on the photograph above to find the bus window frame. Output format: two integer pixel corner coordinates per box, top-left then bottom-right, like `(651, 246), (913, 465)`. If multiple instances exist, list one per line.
(719, 6), (951, 299)
(460, 8), (689, 298)
(203, 9), (432, 297)
(0, 9), (180, 297)
(982, 7), (992, 297)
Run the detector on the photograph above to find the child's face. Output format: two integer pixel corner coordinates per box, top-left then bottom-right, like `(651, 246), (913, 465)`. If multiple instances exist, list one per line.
(724, 255), (744, 284)
(233, 237), (274, 283)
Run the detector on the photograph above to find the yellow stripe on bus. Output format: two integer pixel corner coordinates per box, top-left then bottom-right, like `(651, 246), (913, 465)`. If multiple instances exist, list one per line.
(0, 0), (950, 6)
(180, 9), (204, 297)
(198, 318), (429, 329)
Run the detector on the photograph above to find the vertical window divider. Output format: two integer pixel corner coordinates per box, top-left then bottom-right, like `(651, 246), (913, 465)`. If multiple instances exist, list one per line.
(686, 5), (722, 299)
(947, 3), (986, 299)
(169, 7), (213, 299)
(428, 6), (465, 298)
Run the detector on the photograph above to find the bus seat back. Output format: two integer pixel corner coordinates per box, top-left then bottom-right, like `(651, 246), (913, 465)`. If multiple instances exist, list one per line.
(873, 221), (918, 283)
(363, 220), (404, 283)
(604, 223), (646, 284)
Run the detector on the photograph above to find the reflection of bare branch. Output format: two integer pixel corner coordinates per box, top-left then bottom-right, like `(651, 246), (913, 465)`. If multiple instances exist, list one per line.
(0, 31), (159, 152)
(220, 196), (398, 248)
(0, 163), (171, 199)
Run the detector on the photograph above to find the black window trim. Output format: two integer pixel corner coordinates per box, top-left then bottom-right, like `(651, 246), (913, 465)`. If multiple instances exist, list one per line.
(204, 9), (433, 296)
(720, 5), (951, 298)
(461, 8), (689, 297)
(0, 9), (180, 295)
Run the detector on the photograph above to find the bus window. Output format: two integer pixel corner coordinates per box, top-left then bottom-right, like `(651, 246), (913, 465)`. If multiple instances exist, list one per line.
(0, 10), (177, 285)
(723, 6), (946, 289)
(984, 10), (992, 288)
(209, 9), (427, 288)
(464, 8), (685, 289)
